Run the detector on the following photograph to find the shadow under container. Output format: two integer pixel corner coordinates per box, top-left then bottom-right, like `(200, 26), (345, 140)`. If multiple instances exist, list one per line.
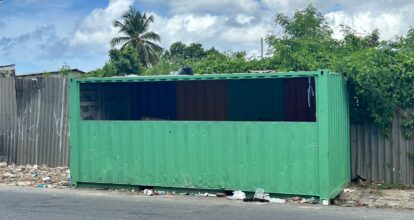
(69, 70), (350, 202)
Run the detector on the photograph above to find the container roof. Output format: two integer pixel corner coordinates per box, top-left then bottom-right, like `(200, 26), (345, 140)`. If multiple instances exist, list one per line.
(74, 70), (332, 83)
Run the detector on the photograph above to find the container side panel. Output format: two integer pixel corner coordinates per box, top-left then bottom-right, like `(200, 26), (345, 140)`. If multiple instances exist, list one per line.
(327, 74), (350, 197)
(76, 121), (319, 196)
(69, 79), (80, 183)
(227, 79), (285, 121)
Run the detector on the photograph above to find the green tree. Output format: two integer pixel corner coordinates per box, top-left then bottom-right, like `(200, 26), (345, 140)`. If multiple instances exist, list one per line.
(205, 47), (220, 56)
(88, 46), (141, 77)
(142, 57), (180, 75)
(168, 41), (186, 60)
(108, 46), (141, 75)
(111, 7), (162, 67)
(146, 45), (276, 75)
(274, 4), (332, 39)
(266, 5), (337, 71)
(184, 43), (206, 60)
(395, 28), (414, 50)
(165, 42), (208, 62)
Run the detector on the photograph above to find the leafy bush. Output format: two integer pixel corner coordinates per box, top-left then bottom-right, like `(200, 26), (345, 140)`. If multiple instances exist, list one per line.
(87, 46), (141, 77)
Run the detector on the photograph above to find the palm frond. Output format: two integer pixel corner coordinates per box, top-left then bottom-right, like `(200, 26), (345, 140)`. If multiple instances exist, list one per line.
(111, 7), (163, 67)
(140, 14), (154, 33)
(144, 14), (154, 23)
(142, 44), (162, 66)
(113, 20), (124, 28)
(136, 41), (149, 67)
(144, 40), (163, 52)
(122, 6), (137, 20)
(140, 32), (160, 42)
(111, 37), (131, 48)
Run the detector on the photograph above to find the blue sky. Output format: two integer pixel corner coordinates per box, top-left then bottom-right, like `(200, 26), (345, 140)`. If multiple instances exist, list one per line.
(0, 0), (413, 74)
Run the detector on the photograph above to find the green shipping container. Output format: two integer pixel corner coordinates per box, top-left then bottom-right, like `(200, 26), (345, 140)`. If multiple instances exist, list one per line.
(69, 70), (350, 201)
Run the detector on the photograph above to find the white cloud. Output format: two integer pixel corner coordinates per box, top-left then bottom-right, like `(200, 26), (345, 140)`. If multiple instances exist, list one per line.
(219, 24), (269, 43)
(148, 12), (270, 57)
(151, 13), (223, 46)
(262, 0), (303, 14)
(163, 0), (261, 15)
(262, 0), (414, 15)
(258, 0), (414, 40)
(236, 14), (254, 25)
(326, 10), (412, 40)
(183, 14), (218, 33)
(69, 0), (134, 50)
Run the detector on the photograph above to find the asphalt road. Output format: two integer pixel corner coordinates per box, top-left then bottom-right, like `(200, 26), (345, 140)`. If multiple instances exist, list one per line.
(0, 185), (413, 220)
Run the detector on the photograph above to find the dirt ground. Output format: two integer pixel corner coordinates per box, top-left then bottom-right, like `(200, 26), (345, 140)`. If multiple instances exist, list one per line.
(334, 182), (414, 210)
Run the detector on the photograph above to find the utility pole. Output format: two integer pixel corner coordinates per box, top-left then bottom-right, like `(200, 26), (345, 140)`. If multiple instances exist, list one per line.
(261, 38), (264, 59)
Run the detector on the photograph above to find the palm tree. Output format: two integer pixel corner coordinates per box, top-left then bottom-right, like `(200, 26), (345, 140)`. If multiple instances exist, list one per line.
(111, 7), (162, 67)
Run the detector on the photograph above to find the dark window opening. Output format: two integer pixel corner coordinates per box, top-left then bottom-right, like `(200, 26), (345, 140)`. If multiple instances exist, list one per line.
(80, 77), (316, 122)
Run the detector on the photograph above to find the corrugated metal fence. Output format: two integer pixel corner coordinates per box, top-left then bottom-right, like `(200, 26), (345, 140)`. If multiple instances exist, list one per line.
(1, 77), (414, 184)
(351, 109), (414, 184)
(0, 77), (69, 167)
(0, 78), (17, 163)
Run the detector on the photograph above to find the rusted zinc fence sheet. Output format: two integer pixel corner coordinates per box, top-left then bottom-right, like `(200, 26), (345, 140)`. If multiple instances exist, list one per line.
(0, 77), (69, 167)
(351, 109), (414, 185)
(0, 78), (17, 163)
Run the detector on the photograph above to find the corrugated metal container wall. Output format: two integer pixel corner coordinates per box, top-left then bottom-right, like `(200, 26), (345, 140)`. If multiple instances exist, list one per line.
(74, 121), (320, 195)
(327, 75), (350, 196)
(0, 78), (17, 163)
(316, 72), (350, 199)
(70, 71), (350, 201)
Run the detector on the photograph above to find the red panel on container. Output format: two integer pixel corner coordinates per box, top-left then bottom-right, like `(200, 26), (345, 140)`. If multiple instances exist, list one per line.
(176, 80), (228, 121)
(284, 77), (316, 121)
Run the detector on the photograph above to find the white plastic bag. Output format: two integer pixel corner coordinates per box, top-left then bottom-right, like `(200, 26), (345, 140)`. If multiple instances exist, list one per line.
(269, 198), (286, 204)
(228, 191), (246, 200)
